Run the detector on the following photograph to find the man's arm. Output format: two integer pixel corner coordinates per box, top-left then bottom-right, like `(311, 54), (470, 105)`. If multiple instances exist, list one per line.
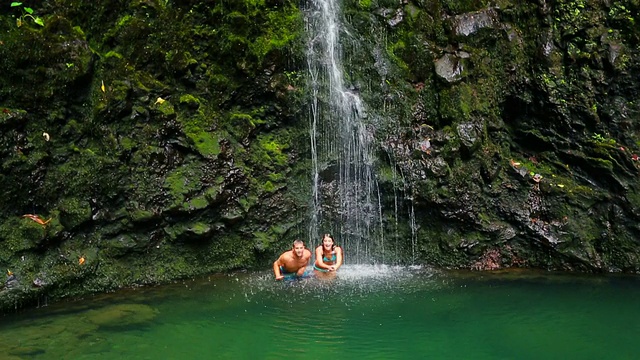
(273, 257), (284, 280)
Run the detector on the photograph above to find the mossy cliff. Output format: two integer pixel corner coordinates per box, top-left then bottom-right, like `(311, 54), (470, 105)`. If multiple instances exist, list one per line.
(1, 0), (639, 311)
(0, 0), (308, 310)
(339, 0), (639, 272)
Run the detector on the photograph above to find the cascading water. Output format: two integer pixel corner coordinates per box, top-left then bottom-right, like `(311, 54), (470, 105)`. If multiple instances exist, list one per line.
(304, 0), (385, 264)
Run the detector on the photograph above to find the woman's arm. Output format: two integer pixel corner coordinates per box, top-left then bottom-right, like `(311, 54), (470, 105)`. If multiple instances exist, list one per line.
(334, 247), (343, 270)
(314, 246), (332, 270)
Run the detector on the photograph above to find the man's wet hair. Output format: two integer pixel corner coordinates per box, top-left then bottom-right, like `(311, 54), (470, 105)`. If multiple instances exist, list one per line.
(292, 239), (304, 247)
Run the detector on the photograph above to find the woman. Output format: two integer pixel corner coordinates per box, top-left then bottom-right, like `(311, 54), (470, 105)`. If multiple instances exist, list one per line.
(313, 234), (343, 278)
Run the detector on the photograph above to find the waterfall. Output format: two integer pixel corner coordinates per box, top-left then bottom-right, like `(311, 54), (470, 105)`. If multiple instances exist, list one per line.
(305, 0), (384, 264)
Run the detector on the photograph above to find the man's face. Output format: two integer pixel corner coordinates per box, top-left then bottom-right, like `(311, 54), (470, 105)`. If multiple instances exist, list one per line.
(293, 243), (305, 257)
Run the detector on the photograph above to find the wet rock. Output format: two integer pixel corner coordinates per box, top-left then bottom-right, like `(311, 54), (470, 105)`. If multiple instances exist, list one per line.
(33, 278), (47, 288)
(58, 198), (92, 230)
(424, 156), (450, 178)
(456, 123), (479, 148)
(164, 222), (212, 242)
(452, 9), (499, 37)
(388, 9), (404, 27)
(435, 53), (463, 82)
(607, 42), (622, 66)
(102, 235), (141, 257)
(5, 273), (18, 289)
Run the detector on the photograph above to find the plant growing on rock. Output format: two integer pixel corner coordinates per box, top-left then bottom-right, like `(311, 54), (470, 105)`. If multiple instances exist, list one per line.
(10, 2), (44, 27)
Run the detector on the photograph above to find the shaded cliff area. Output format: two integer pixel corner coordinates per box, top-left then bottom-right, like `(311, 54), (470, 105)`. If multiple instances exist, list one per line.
(0, 0), (310, 310)
(354, 0), (640, 272)
(1, 0), (639, 311)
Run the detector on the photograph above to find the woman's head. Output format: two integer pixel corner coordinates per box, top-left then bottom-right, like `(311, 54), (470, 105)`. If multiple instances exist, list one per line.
(321, 234), (335, 250)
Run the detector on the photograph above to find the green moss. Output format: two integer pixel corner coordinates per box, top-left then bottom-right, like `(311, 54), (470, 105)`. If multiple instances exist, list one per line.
(251, 134), (289, 169)
(127, 208), (155, 222)
(358, 0), (372, 9)
(58, 197), (92, 230)
(163, 164), (204, 208)
(117, 14), (133, 28)
(226, 111), (265, 140)
(252, 231), (272, 252)
(101, 235), (141, 257)
(188, 222), (210, 235)
(387, 35), (411, 71)
(0, 218), (46, 262)
(263, 181), (276, 193)
(238, 195), (258, 213)
(120, 137), (136, 151)
(585, 156), (614, 171)
(184, 195), (209, 211)
(208, 1), (304, 72)
(164, 221), (211, 241)
(267, 173), (284, 182)
(156, 100), (175, 116)
(204, 186), (221, 202)
(104, 51), (124, 59)
(179, 94), (201, 107)
(187, 130), (220, 158)
(250, 9), (302, 62)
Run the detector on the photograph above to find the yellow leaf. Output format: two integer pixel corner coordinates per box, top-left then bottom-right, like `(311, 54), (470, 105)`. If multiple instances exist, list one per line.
(557, 184), (565, 188)
(155, 97), (165, 105)
(101, 80), (105, 93)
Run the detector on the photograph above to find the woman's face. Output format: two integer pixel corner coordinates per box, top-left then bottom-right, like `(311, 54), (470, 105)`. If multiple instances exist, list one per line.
(322, 236), (334, 249)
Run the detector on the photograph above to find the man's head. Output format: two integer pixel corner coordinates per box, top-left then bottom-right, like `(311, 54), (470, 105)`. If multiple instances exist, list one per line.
(292, 239), (305, 257)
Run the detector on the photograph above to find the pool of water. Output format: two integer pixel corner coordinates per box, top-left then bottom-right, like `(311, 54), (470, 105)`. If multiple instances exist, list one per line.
(1, 265), (638, 359)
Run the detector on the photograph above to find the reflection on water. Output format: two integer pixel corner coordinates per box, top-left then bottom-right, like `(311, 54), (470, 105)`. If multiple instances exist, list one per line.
(1, 266), (639, 359)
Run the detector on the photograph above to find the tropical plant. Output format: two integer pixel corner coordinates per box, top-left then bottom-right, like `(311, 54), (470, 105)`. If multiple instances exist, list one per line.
(11, 2), (44, 27)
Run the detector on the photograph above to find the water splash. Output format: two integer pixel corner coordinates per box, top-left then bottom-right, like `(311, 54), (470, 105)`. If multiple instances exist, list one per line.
(305, 0), (383, 264)
(239, 264), (438, 305)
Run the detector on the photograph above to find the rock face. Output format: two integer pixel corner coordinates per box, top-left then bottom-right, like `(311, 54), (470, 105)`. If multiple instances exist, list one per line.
(435, 53), (464, 82)
(1, 0), (640, 311)
(351, 0), (640, 274)
(0, 0), (308, 311)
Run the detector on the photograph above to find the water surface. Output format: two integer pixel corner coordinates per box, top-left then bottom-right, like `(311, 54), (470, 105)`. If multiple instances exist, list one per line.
(1, 265), (638, 359)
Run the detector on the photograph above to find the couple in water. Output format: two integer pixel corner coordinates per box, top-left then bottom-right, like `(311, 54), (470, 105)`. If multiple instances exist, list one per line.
(272, 234), (343, 280)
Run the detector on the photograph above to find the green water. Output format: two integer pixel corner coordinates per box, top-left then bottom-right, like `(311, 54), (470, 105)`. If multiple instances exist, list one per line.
(1, 265), (639, 359)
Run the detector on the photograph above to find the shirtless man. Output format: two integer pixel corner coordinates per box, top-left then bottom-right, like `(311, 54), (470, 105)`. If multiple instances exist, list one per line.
(273, 239), (312, 281)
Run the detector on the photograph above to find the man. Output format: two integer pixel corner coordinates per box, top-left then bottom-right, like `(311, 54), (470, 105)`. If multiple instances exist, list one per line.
(273, 239), (312, 281)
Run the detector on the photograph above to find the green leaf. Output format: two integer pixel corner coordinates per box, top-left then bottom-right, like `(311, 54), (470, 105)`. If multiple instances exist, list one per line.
(24, 7), (34, 14)
(34, 17), (44, 26)
(10, 2), (22, 7)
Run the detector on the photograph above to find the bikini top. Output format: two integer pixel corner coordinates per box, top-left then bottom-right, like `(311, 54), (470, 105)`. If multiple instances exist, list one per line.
(323, 251), (337, 263)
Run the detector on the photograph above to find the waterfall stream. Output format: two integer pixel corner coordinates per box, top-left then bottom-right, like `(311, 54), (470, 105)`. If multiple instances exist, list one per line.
(305, 0), (385, 264)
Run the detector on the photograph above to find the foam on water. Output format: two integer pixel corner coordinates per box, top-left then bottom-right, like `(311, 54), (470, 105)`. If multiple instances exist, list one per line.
(237, 264), (440, 307)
